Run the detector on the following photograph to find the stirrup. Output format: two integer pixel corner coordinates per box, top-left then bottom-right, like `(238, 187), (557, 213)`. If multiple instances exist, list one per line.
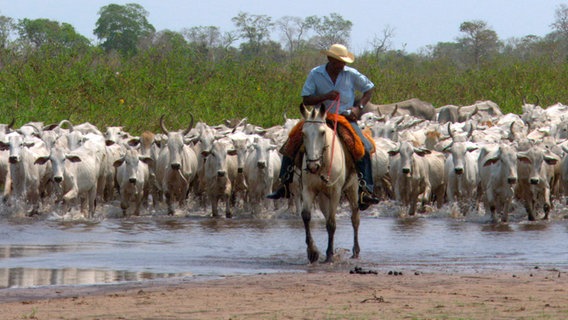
(359, 189), (379, 205)
(266, 184), (290, 199)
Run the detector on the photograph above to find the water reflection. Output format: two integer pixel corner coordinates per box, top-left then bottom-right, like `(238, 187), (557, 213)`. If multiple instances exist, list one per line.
(481, 223), (514, 233)
(392, 216), (425, 232)
(518, 223), (549, 232)
(0, 267), (192, 289)
(0, 245), (78, 259)
(0, 206), (567, 289)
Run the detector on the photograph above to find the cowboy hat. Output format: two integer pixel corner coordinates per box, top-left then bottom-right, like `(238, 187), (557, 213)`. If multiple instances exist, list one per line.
(320, 44), (355, 63)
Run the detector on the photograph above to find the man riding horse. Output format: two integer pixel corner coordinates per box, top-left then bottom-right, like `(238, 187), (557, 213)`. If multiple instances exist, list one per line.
(267, 43), (380, 210)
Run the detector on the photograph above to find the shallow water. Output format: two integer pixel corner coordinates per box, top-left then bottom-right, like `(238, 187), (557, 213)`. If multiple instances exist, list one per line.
(0, 200), (567, 289)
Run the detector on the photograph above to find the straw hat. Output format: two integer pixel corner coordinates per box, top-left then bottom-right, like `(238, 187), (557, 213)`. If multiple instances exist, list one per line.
(320, 44), (355, 63)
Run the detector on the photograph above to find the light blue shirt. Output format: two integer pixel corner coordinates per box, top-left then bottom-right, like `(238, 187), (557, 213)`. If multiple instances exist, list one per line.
(301, 64), (375, 114)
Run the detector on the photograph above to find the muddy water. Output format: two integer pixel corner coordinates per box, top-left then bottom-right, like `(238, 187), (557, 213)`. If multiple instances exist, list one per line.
(0, 201), (567, 289)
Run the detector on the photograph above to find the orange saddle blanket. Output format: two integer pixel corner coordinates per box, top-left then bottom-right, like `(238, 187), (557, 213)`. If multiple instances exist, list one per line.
(280, 114), (375, 161)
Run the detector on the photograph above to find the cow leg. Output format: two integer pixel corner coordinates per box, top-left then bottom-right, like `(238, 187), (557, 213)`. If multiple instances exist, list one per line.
(489, 205), (498, 223)
(211, 196), (220, 217)
(543, 187), (552, 220)
(165, 191), (175, 215)
(526, 200), (536, 221)
(134, 193), (143, 216)
(408, 196), (417, 216)
(225, 194), (233, 219)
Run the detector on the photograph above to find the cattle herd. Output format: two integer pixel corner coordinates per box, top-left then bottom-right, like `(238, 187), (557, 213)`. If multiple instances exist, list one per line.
(1, 98), (568, 223)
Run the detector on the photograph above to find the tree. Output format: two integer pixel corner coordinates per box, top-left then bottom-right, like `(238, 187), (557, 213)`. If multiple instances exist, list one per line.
(231, 12), (273, 55)
(369, 25), (395, 58)
(17, 18), (90, 50)
(551, 4), (568, 39)
(275, 16), (312, 54)
(94, 3), (155, 56)
(183, 26), (222, 49)
(457, 20), (500, 68)
(0, 15), (15, 50)
(305, 13), (352, 49)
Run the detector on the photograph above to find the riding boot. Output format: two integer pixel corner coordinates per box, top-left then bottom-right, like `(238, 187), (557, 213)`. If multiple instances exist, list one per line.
(267, 155), (294, 199)
(356, 152), (380, 210)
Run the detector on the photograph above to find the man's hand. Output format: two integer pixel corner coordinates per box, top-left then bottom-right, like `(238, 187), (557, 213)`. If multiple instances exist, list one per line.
(325, 90), (340, 101)
(343, 106), (362, 122)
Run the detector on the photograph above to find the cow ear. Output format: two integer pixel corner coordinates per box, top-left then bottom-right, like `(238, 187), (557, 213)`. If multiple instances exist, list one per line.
(387, 149), (399, 156)
(0, 142), (8, 151)
(66, 155), (82, 163)
(483, 157), (499, 167)
(23, 142), (35, 148)
(414, 148), (430, 157)
(34, 156), (50, 165)
(517, 154), (532, 164)
(113, 158), (125, 167)
(544, 155), (559, 165)
(139, 156), (154, 165)
(128, 138), (140, 147)
(227, 149), (237, 156)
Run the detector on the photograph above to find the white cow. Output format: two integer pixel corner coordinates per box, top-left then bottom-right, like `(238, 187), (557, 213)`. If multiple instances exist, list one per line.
(189, 121), (218, 207)
(388, 141), (445, 215)
(127, 131), (161, 206)
(35, 145), (99, 218)
(516, 144), (560, 221)
(243, 137), (281, 214)
(478, 143), (518, 223)
(204, 138), (238, 218)
(113, 148), (153, 217)
(371, 137), (395, 200)
(1, 132), (50, 215)
(155, 115), (198, 215)
(443, 125), (480, 215)
(0, 120), (15, 197)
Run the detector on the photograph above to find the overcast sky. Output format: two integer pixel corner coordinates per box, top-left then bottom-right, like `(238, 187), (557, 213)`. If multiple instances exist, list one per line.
(0, 0), (563, 53)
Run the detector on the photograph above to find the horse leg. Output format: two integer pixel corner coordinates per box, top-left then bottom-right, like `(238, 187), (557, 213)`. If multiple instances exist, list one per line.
(301, 207), (319, 263)
(351, 207), (360, 259)
(320, 200), (336, 263)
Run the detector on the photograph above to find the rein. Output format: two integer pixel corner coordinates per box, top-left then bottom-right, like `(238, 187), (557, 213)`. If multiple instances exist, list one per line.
(325, 95), (341, 181)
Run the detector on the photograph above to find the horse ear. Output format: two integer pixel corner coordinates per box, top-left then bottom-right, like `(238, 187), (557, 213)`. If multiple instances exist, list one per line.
(318, 103), (326, 116)
(300, 103), (309, 118)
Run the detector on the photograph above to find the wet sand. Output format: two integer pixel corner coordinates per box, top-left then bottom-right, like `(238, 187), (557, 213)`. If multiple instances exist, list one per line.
(1, 267), (567, 319)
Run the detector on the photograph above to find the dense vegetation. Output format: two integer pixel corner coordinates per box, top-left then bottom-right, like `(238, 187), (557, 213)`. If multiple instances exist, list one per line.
(2, 4), (568, 134)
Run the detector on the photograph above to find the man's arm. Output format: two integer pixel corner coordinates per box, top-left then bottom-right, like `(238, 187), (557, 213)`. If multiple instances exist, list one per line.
(349, 88), (374, 120)
(302, 90), (339, 106)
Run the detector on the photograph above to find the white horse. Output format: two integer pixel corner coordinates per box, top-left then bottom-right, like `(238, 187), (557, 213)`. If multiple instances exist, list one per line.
(299, 103), (360, 263)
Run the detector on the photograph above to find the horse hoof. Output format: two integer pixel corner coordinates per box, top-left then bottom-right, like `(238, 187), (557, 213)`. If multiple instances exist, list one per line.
(307, 251), (319, 263)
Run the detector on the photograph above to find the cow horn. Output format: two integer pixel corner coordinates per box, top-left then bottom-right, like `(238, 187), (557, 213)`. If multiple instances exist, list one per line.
(58, 119), (74, 132)
(391, 104), (398, 117)
(508, 122), (515, 142)
(466, 121), (474, 138)
(447, 122), (453, 139)
(471, 105), (479, 117)
(231, 117), (248, 134)
(159, 115), (169, 135)
(7, 118), (15, 131)
(182, 113), (194, 136)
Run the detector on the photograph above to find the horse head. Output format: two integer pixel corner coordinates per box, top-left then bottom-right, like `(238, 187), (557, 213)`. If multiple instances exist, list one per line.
(300, 103), (328, 174)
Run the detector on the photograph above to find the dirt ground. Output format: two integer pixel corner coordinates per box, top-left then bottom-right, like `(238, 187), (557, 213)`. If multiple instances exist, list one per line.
(1, 267), (567, 319)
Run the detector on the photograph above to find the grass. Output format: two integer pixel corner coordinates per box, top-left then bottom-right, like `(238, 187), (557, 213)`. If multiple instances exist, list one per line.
(2, 46), (568, 134)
